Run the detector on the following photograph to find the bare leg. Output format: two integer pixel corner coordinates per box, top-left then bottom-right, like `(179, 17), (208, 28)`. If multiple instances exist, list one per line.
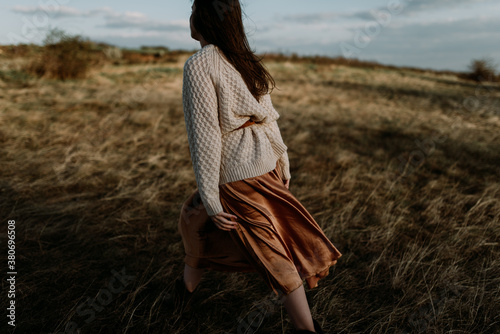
(283, 284), (316, 332)
(183, 263), (205, 293)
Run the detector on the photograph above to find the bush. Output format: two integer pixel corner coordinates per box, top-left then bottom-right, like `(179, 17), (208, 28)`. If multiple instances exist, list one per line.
(465, 57), (498, 82)
(25, 28), (102, 80)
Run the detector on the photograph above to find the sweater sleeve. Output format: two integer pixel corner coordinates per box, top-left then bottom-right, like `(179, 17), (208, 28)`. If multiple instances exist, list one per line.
(260, 94), (292, 181)
(182, 58), (224, 217)
(266, 120), (292, 181)
(278, 150), (292, 181)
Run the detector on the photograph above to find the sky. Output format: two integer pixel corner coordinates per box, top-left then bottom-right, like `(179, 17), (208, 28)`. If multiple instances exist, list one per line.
(1, 0), (499, 72)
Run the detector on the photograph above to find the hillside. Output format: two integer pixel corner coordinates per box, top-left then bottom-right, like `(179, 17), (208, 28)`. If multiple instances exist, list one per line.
(1, 46), (499, 333)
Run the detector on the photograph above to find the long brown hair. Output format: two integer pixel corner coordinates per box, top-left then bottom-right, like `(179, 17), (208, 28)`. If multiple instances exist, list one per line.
(191, 0), (277, 102)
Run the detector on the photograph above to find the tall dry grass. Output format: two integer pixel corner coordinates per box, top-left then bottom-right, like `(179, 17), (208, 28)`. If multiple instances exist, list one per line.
(0, 47), (499, 334)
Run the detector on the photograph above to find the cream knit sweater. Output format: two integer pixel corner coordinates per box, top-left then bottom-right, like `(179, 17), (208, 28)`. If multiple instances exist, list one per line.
(182, 43), (291, 216)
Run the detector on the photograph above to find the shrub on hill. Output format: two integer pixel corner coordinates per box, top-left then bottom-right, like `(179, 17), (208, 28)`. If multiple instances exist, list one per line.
(463, 57), (499, 83)
(25, 28), (103, 80)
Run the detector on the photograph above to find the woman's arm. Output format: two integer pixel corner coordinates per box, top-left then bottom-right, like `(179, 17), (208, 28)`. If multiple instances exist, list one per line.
(182, 58), (224, 217)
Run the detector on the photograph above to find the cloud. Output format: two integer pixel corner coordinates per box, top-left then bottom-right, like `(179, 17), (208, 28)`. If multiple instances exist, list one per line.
(281, 0), (488, 24)
(281, 12), (343, 23)
(401, 0), (486, 14)
(337, 16), (500, 71)
(101, 12), (188, 31)
(12, 5), (89, 18)
(10, 5), (189, 32)
(8, 2), (498, 72)
(253, 14), (499, 71)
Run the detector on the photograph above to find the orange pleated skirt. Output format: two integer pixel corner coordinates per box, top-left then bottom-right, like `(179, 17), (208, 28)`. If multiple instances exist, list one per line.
(178, 160), (342, 296)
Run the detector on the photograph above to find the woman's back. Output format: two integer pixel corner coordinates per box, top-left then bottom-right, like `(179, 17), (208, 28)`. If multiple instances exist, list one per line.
(182, 43), (291, 216)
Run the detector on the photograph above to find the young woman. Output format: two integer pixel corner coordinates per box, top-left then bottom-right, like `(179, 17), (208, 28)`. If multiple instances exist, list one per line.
(172, 1), (342, 333)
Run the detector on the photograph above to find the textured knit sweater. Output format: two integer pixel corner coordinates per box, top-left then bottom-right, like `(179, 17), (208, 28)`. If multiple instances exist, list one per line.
(182, 43), (291, 216)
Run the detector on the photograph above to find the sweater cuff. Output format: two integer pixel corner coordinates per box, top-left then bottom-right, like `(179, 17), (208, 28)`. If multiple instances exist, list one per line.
(204, 198), (224, 217)
(281, 166), (291, 181)
(278, 151), (291, 181)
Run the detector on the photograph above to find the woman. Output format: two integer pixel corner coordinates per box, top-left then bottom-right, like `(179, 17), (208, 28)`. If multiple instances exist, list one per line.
(172, 1), (342, 333)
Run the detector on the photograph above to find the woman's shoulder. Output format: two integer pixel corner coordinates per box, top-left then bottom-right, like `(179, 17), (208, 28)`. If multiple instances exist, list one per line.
(184, 44), (217, 71)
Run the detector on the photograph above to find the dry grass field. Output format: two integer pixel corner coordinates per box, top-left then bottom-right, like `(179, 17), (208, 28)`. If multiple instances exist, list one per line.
(1, 44), (499, 334)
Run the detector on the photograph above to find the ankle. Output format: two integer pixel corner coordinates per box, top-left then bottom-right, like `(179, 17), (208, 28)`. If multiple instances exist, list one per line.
(292, 319), (315, 333)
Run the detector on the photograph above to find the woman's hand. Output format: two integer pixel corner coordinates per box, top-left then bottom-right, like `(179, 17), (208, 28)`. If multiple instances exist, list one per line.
(210, 211), (239, 231)
(284, 179), (290, 189)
